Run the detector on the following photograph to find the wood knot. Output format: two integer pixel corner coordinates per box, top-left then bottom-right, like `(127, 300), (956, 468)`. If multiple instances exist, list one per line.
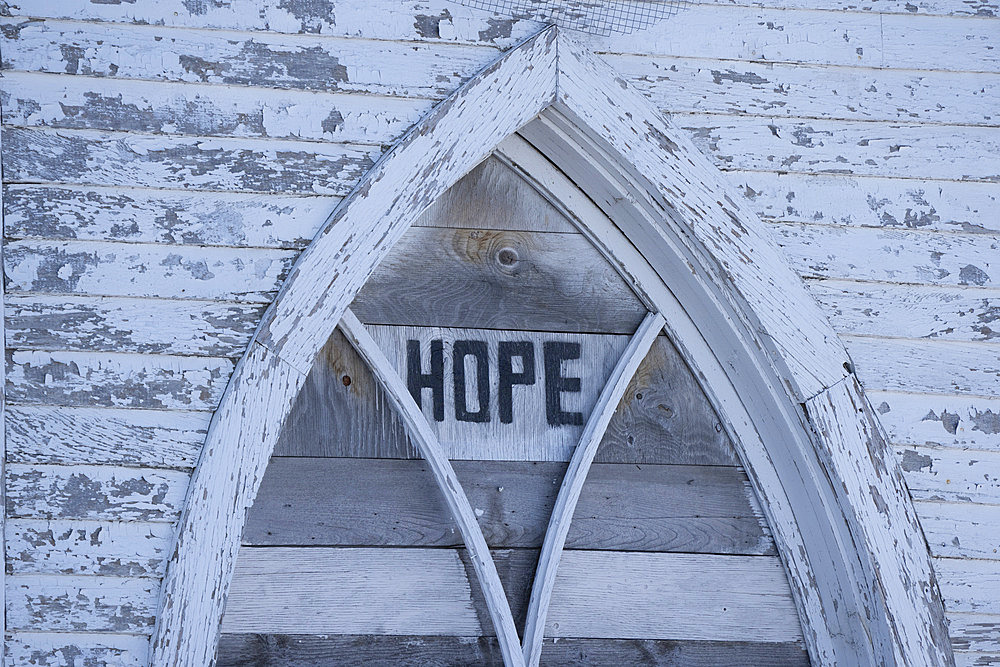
(497, 247), (519, 267)
(342, 375), (352, 387)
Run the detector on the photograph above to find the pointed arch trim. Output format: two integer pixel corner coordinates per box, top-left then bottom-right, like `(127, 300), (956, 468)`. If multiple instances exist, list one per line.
(150, 26), (952, 666)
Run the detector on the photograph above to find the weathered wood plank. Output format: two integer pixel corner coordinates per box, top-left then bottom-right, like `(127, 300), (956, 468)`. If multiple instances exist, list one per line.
(351, 227), (646, 333)
(216, 634), (810, 666)
(608, 54), (1000, 126)
(5, 632), (148, 666)
(6, 463), (188, 521)
(733, 171), (1000, 234)
(6, 575), (158, 634)
(845, 336), (1000, 396)
(949, 613), (1000, 653)
(896, 445), (1000, 505)
(3, 185), (336, 248)
(0, 19), (500, 98)
(244, 458), (773, 555)
(6, 350), (233, 410)
(6, 519), (172, 577)
(276, 329), (734, 463)
(592, 7), (1000, 72)
(5, 295), (264, 357)
(954, 651), (1000, 667)
(915, 500), (1000, 560)
(679, 115), (1000, 182)
(2, 0), (538, 45)
(936, 557), (1000, 614)
(868, 391), (1000, 451)
(775, 223), (998, 288)
(0, 71), (431, 143)
(2, 127), (379, 194)
(222, 547), (802, 642)
(5, 405), (207, 469)
(4, 240), (295, 301)
(808, 280), (1000, 343)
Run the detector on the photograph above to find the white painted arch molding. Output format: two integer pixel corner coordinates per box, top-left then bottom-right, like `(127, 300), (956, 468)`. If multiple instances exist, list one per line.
(150, 26), (954, 666)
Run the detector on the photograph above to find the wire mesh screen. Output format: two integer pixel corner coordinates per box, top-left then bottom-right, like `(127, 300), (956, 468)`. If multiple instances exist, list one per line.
(456, 0), (683, 36)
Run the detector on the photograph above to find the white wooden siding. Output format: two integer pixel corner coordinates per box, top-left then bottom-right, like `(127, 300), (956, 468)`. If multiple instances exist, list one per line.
(1, 0), (997, 662)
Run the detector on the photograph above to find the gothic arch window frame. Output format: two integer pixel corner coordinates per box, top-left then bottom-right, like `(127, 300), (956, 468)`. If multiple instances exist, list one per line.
(150, 27), (953, 666)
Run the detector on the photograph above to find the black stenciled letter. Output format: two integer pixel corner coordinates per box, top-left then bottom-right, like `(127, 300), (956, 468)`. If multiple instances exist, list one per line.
(543, 341), (583, 426)
(407, 339), (444, 422)
(453, 340), (490, 423)
(498, 341), (535, 424)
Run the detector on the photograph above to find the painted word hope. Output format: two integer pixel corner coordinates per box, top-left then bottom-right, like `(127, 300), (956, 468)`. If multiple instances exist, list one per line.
(406, 339), (584, 426)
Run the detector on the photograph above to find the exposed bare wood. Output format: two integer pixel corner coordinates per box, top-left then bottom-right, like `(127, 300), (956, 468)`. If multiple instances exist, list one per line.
(523, 312), (664, 666)
(948, 613), (1000, 653)
(896, 445), (1000, 505)
(338, 309), (524, 666)
(6, 575), (158, 634)
(6, 463), (188, 522)
(5, 405), (207, 469)
(6, 632), (148, 667)
(244, 457), (774, 554)
(869, 391), (1000, 451)
(6, 519), (172, 577)
(6, 350), (232, 411)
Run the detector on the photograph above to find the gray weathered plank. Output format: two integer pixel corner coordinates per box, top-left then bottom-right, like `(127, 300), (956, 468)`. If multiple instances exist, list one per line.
(3, 185), (336, 248)
(679, 115), (1000, 182)
(6, 575), (158, 634)
(775, 223), (998, 288)
(244, 458), (773, 555)
(869, 391), (1000, 451)
(608, 54), (1000, 126)
(6, 350), (233, 410)
(1, 0), (537, 46)
(808, 281), (1000, 343)
(6, 463), (189, 521)
(896, 445), (1000, 505)
(216, 634), (810, 666)
(275, 330), (735, 464)
(914, 500), (1000, 561)
(351, 227), (646, 333)
(0, 18), (500, 98)
(4, 240), (295, 301)
(5, 632), (148, 667)
(845, 336), (1000, 396)
(6, 519), (173, 577)
(222, 547), (802, 642)
(5, 405), (207, 469)
(936, 557), (1000, 614)
(2, 127), (379, 194)
(0, 70), (431, 143)
(5, 295), (264, 357)
(732, 171), (1000, 234)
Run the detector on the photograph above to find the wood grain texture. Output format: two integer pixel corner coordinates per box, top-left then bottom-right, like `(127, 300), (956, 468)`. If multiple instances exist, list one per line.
(6, 519), (172, 577)
(6, 463), (188, 522)
(3, 185), (336, 248)
(5, 405), (208, 469)
(3, 127), (379, 195)
(243, 458), (774, 555)
(0, 0), (541, 45)
(6, 295), (265, 357)
(678, 114), (1000, 182)
(936, 557), (1000, 614)
(896, 445), (1000, 504)
(6, 575), (158, 634)
(222, 547), (802, 642)
(949, 613), (1000, 653)
(215, 634), (809, 666)
(775, 223), (998, 288)
(733, 171), (1000, 235)
(845, 336), (1000, 396)
(1, 70), (432, 143)
(6, 350), (232, 410)
(351, 227), (646, 333)
(607, 54), (1000, 126)
(5, 632), (148, 667)
(808, 281), (1000, 343)
(0, 18), (499, 98)
(869, 391), (1000, 451)
(914, 501), (1000, 561)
